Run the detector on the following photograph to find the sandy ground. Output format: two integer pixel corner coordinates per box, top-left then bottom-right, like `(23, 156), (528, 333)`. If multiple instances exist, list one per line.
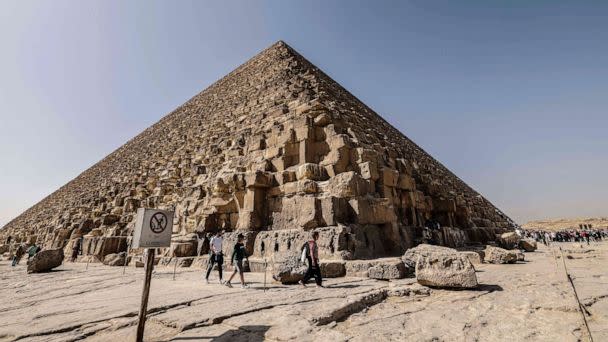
(523, 217), (608, 231)
(1, 242), (606, 342)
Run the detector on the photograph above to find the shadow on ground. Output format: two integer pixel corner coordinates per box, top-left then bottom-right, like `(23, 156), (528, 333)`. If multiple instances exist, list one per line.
(172, 325), (270, 341)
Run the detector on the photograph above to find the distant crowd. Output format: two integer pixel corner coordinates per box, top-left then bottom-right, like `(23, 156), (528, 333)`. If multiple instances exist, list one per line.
(516, 227), (607, 245)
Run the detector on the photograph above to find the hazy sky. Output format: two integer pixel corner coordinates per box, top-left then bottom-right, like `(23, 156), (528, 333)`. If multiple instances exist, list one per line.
(1, 1), (607, 227)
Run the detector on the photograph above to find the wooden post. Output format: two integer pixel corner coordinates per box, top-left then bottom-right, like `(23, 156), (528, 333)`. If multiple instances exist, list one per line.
(136, 248), (155, 342)
(173, 257), (178, 281)
(263, 258), (267, 292)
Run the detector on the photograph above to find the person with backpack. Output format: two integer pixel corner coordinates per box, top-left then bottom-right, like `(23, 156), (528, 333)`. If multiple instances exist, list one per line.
(299, 231), (323, 288)
(225, 233), (249, 288)
(205, 230), (224, 284)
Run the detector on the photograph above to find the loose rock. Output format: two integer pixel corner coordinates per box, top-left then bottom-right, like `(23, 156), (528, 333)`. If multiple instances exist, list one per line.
(27, 249), (64, 273)
(485, 246), (518, 264)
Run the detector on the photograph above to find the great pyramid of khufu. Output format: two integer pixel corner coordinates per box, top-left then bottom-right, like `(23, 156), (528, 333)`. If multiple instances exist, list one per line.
(1, 41), (514, 262)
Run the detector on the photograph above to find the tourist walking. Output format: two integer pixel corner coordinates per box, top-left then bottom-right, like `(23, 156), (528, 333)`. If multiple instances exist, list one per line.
(26, 244), (41, 262)
(225, 233), (249, 288)
(205, 230), (224, 284)
(71, 237), (83, 262)
(11, 244), (25, 267)
(299, 231), (323, 288)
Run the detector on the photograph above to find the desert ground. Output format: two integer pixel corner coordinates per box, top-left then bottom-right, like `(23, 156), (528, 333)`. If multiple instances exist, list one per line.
(1, 242), (607, 342)
(523, 217), (608, 231)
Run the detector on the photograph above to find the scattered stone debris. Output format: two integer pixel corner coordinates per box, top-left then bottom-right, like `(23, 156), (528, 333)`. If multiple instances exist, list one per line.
(484, 246), (518, 264)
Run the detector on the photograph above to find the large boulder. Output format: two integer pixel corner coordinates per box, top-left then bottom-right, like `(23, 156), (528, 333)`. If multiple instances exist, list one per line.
(271, 255), (308, 284)
(103, 252), (128, 266)
(368, 260), (408, 280)
(496, 232), (519, 249)
(27, 249), (64, 273)
(402, 244), (457, 269)
(459, 251), (484, 264)
(484, 246), (518, 264)
(518, 238), (537, 252)
(415, 253), (478, 288)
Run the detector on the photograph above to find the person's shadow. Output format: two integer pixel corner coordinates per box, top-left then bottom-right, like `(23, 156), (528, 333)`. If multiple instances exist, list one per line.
(172, 325), (270, 341)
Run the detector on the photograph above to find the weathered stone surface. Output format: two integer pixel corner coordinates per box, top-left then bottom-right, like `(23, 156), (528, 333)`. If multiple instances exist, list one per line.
(368, 260), (407, 280)
(103, 252), (128, 266)
(519, 238), (537, 252)
(485, 246), (518, 264)
(271, 255), (307, 284)
(496, 232), (519, 249)
(402, 244), (458, 269)
(415, 253), (478, 288)
(27, 249), (64, 273)
(0, 41), (515, 265)
(460, 251), (484, 264)
(320, 261), (346, 278)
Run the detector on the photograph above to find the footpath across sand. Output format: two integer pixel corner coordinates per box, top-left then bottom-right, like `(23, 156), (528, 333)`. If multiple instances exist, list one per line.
(1, 242), (606, 341)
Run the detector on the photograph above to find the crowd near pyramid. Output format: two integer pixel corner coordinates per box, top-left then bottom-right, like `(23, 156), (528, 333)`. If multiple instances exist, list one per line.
(0, 41), (514, 266)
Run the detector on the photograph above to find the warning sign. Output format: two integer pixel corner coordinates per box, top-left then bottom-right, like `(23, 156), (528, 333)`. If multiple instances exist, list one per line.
(132, 208), (173, 248)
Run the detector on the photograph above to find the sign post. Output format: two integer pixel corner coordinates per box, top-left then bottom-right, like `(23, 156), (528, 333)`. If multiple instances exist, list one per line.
(132, 208), (173, 342)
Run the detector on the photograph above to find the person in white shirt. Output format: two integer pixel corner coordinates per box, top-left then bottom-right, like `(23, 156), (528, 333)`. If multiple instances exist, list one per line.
(205, 231), (224, 284)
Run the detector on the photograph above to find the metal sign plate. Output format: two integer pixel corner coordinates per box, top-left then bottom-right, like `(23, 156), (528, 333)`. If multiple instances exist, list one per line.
(132, 208), (173, 248)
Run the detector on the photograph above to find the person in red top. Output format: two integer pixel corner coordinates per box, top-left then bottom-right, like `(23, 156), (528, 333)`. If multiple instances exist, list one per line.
(299, 231), (323, 287)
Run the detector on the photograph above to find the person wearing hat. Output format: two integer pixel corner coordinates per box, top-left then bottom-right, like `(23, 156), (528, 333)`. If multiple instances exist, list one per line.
(225, 233), (249, 288)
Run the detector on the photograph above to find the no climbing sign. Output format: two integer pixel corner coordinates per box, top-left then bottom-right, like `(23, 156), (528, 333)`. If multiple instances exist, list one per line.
(132, 208), (173, 248)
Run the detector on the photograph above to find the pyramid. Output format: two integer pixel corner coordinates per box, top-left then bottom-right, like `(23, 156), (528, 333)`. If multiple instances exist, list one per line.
(1, 41), (514, 261)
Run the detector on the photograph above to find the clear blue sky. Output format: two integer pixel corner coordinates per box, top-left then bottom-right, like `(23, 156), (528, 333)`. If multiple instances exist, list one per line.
(1, 1), (607, 226)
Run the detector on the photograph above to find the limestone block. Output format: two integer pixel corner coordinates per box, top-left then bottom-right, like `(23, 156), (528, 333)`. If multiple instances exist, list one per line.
(27, 249), (64, 273)
(496, 232), (519, 249)
(271, 196), (319, 230)
(320, 196), (349, 226)
(319, 134), (351, 174)
(459, 251), (483, 264)
(396, 174), (415, 190)
(296, 163), (328, 181)
(484, 246), (517, 264)
(313, 113), (332, 127)
(415, 252), (478, 288)
(274, 170), (297, 185)
(103, 252), (128, 266)
(518, 238), (537, 252)
(271, 157), (286, 172)
(320, 261), (346, 278)
(321, 171), (368, 198)
(349, 197), (397, 225)
(359, 161), (379, 181)
(381, 168), (399, 187)
(271, 254), (308, 284)
(402, 244), (458, 269)
(368, 260), (407, 280)
(354, 148), (379, 164)
(244, 171), (272, 188)
(298, 180), (318, 194)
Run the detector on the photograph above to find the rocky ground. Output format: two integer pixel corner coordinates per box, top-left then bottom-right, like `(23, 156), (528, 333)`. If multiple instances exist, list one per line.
(1, 242), (606, 342)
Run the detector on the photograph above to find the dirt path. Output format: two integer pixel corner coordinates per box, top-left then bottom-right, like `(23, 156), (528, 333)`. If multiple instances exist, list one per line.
(1, 242), (606, 341)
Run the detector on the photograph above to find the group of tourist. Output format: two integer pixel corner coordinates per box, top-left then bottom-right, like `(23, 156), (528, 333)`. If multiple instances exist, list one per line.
(516, 227), (607, 245)
(204, 230), (323, 289)
(10, 242), (42, 267)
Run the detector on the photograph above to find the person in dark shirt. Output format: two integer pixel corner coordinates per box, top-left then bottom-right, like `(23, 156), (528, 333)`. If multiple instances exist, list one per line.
(300, 231), (323, 288)
(225, 233), (249, 288)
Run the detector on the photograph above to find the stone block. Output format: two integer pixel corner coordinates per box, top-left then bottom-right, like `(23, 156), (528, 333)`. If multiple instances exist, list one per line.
(368, 260), (407, 280)
(296, 163), (328, 181)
